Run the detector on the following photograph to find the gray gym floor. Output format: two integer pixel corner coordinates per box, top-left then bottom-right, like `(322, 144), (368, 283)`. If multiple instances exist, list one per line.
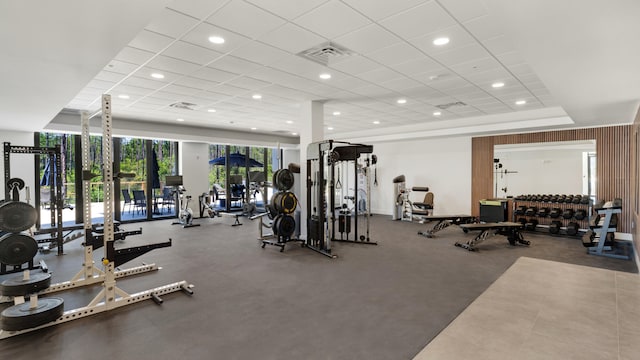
(0, 215), (637, 359)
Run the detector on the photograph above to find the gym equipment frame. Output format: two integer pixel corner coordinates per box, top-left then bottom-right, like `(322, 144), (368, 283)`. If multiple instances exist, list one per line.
(417, 215), (476, 238)
(3, 142), (64, 258)
(456, 222), (530, 251)
(583, 200), (629, 259)
(306, 140), (377, 258)
(0, 95), (193, 339)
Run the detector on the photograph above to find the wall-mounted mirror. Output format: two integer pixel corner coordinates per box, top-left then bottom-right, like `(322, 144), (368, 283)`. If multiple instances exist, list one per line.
(494, 140), (596, 198)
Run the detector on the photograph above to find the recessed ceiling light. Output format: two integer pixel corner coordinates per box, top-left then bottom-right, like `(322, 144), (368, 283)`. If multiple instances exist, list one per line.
(515, 100), (527, 105)
(117, 94), (130, 99)
(286, 120), (293, 124)
(492, 82), (505, 88)
(397, 99), (407, 104)
(151, 73), (165, 79)
(327, 127), (334, 130)
(208, 36), (225, 44)
(292, 132), (297, 135)
(252, 94), (262, 100)
(319, 73), (331, 80)
(207, 109), (216, 113)
(433, 111), (441, 116)
(176, 118), (185, 122)
(433, 37), (450, 46)
(332, 111), (340, 116)
(251, 127), (257, 130)
(373, 121), (380, 124)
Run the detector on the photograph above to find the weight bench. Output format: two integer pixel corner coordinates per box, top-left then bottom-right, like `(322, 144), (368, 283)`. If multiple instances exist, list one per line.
(417, 215), (476, 238)
(456, 222), (529, 251)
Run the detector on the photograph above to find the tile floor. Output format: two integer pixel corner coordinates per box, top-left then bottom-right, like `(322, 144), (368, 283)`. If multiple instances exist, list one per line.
(413, 257), (640, 360)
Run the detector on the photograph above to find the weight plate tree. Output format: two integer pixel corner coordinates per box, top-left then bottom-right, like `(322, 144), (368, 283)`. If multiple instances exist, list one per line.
(260, 168), (301, 252)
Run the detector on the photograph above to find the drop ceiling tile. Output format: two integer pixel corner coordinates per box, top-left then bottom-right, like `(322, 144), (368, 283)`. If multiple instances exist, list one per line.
(357, 67), (404, 84)
(206, 0), (286, 39)
(495, 51), (526, 67)
(481, 35), (517, 56)
(463, 14), (505, 41)
(428, 76), (472, 91)
(182, 22), (251, 53)
(95, 70), (127, 83)
(206, 56), (262, 77)
(334, 24), (402, 55)
(431, 43), (491, 67)
(230, 41), (290, 66)
(268, 54), (327, 77)
(191, 67), (239, 83)
(163, 84), (202, 96)
(208, 84), (251, 97)
(104, 60), (139, 75)
(145, 8), (200, 38)
(380, 77), (425, 92)
(293, 0), (371, 39)
(328, 55), (381, 75)
(167, 0), (228, 20)
(128, 30), (175, 53)
(365, 42), (424, 66)
(115, 47), (156, 65)
(163, 41), (223, 65)
(122, 75), (165, 90)
(147, 55), (202, 75)
(350, 84), (393, 97)
(85, 79), (116, 91)
(341, 0), (427, 21)
(136, 96), (172, 106)
(449, 57), (503, 77)
(409, 25), (477, 56)
(465, 68), (511, 84)
(380, 1), (455, 40)
(392, 57), (446, 77)
(114, 84), (157, 96)
(509, 63), (535, 76)
(259, 23), (326, 54)
(437, 0), (488, 22)
(245, 0), (329, 20)
(227, 76), (272, 90)
(172, 76), (219, 90)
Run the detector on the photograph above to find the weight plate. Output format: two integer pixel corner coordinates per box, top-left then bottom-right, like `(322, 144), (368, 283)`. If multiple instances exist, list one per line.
(266, 204), (278, 220)
(1, 297), (64, 331)
(0, 233), (38, 266)
(566, 222), (579, 236)
(0, 273), (52, 296)
(272, 192), (298, 214)
(273, 214), (295, 237)
(273, 169), (295, 191)
(6, 178), (25, 191)
(0, 201), (38, 232)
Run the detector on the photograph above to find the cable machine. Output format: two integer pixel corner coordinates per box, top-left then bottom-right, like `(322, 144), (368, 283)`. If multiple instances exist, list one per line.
(306, 140), (377, 258)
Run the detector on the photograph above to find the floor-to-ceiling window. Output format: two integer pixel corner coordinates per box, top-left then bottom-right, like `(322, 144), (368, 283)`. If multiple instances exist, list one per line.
(151, 140), (178, 218)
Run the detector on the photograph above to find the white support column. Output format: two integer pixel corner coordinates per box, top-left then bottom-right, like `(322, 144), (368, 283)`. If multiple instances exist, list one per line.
(299, 101), (324, 240)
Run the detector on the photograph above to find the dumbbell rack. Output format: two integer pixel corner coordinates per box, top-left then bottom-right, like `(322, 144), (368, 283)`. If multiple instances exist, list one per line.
(512, 199), (590, 237)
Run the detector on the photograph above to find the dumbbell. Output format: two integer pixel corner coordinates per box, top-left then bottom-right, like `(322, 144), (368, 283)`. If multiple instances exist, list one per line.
(549, 220), (562, 234)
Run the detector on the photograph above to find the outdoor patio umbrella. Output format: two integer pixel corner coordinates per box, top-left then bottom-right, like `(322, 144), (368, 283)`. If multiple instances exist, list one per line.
(208, 153), (263, 168)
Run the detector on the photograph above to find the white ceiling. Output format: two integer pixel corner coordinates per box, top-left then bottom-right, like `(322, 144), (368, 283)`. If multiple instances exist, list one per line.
(2, 0), (639, 142)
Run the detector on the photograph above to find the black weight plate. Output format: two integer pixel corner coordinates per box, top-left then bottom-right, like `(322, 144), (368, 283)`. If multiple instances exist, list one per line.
(266, 204), (278, 220)
(0, 201), (38, 233)
(0, 233), (38, 265)
(574, 209), (587, 220)
(0, 273), (52, 296)
(273, 214), (295, 237)
(273, 169), (294, 191)
(1, 297), (64, 331)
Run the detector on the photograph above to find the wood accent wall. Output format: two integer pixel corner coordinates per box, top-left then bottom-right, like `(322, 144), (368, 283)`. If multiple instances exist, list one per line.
(471, 125), (633, 233)
(632, 109), (640, 250)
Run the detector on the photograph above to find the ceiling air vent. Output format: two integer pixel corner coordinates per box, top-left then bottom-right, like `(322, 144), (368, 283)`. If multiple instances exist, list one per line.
(435, 101), (467, 110)
(169, 101), (197, 110)
(298, 42), (354, 66)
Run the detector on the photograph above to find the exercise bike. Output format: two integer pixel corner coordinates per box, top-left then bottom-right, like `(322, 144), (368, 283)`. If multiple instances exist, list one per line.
(172, 186), (200, 228)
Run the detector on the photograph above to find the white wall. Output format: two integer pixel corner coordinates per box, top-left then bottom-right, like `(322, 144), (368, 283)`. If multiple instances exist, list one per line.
(495, 149), (585, 197)
(0, 131), (37, 203)
(179, 142), (210, 211)
(368, 136), (472, 216)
